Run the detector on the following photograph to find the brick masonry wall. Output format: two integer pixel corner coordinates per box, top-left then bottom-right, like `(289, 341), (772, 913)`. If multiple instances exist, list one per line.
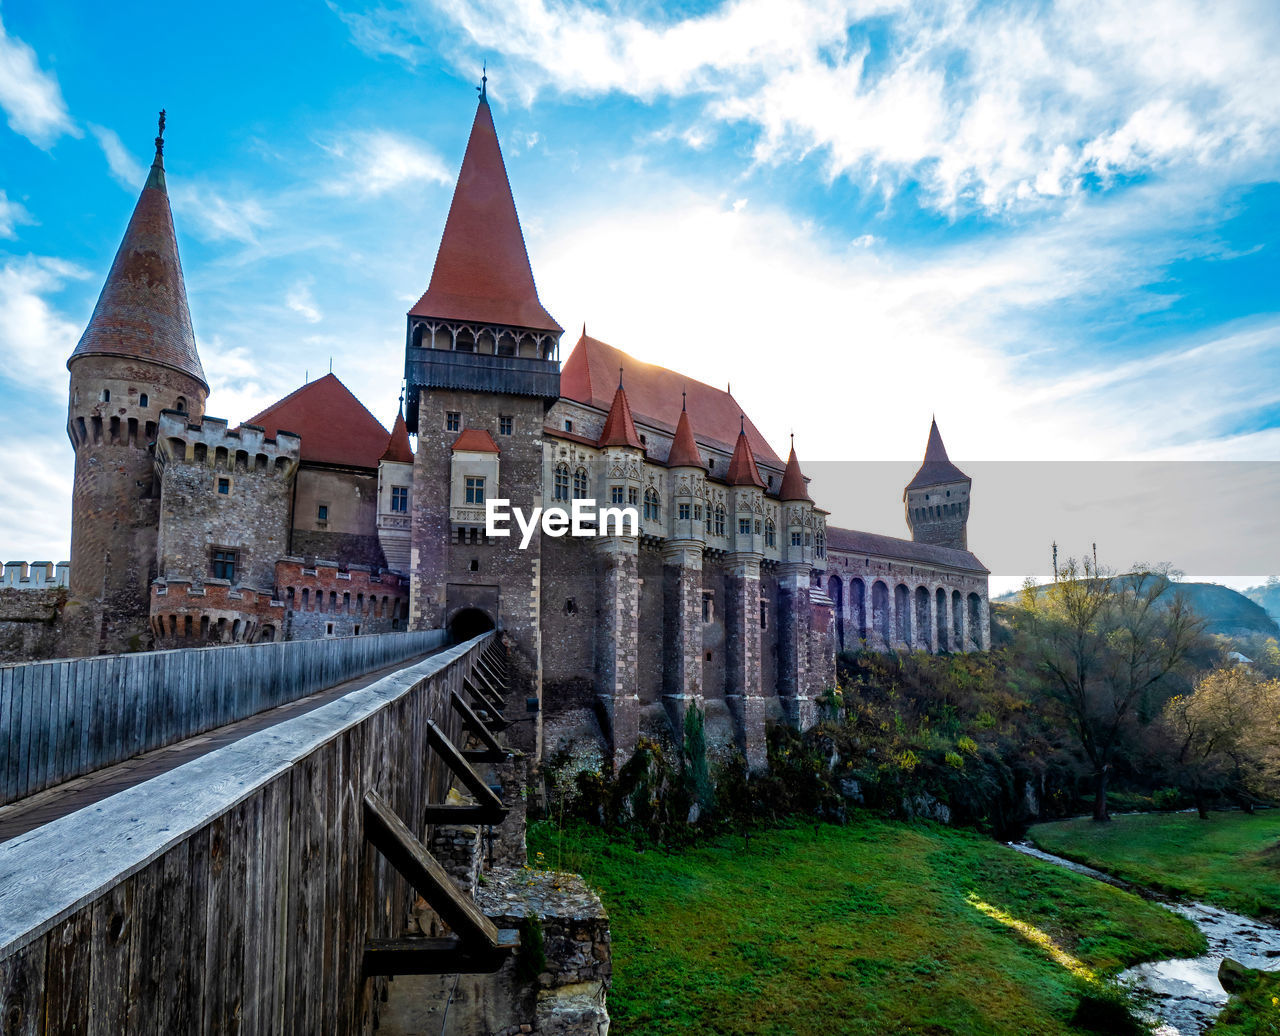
(149, 580), (284, 646)
(276, 559), (408, 640)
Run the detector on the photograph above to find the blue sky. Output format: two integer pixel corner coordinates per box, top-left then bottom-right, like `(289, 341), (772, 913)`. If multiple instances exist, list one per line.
(1, 0), (1277, 586)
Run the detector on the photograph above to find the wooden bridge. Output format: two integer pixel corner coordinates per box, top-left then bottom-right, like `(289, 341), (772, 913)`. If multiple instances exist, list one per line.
(0, 629), (523, 1033)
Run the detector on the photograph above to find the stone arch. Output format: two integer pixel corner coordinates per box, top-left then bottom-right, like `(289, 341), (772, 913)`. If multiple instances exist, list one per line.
(935, 587), (947, 649)
(828, 573), (844, 650)
(851, 577), (867, 641)
(967, 592), (982, 651)
(448, 607), (495, 643)
(455, 328), (476, 352)
(894, 583), (911, 644)
(411, 323), (425, 350)
(872, 580), (890, 645)
(952, 589), (964, 649)
(914, 586), (930, 650)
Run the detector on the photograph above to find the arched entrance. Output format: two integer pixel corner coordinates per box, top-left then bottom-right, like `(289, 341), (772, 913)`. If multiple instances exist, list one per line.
(828, 574), (844, 650)
(448, 607), (495, 643)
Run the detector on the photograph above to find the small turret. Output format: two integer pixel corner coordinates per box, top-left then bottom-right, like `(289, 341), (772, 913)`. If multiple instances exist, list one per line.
(904, 419), (971, 551)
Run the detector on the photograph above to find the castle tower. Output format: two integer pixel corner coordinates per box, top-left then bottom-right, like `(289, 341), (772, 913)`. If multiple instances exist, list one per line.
(66, 114), (209, 654)
(904, 419), (970, 551)
(404, 85), (561, 752)
(776, 440), (822, 729)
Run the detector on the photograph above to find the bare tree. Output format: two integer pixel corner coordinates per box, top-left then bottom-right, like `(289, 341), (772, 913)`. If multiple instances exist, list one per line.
(1018, 559), (1203, 821)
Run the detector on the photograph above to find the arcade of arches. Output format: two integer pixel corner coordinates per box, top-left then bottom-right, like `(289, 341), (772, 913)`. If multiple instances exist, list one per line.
(824, 563), (989, 654)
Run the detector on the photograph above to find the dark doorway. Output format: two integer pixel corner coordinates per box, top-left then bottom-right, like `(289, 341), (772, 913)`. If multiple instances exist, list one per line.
(448, 607), (495, 643)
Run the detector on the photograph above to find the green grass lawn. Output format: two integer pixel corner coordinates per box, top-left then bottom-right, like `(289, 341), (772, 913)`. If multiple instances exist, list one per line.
(1029, 811), (1280, 920)
(529, 818), (1203, 1035)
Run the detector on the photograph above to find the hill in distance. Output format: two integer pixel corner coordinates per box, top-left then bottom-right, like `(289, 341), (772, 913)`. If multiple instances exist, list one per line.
(1244, 579), (1280, 625)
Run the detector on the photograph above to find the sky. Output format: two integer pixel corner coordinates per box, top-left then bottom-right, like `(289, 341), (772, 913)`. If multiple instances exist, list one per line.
(1, 0), (1277, 592)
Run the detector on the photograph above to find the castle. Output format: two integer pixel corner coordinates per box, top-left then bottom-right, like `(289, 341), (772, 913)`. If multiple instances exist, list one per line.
(25, 95), (990, 766)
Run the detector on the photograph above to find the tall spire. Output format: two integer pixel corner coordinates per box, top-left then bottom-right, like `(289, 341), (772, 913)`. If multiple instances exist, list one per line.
(68, 112), (207, 388)
(726, 419), (765, 487)
(905, 418), (969, 491)
(408, 93), (561, 333)
(666, 394), (702, 467)
(778, 441), (811, 502)
(597, 380), (643, 449)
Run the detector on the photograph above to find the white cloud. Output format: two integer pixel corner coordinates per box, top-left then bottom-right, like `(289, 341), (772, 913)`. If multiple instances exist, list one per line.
(0, 255), (89, 392)
(285, 281), (322, 323)
(0, 13), (77, 146)
(350, 0), (1280, 213)
(0, 189), (32, 238)
(0, 433), (73, 562)
(322, 130), (453, 198)
(90, 124), (146, 186)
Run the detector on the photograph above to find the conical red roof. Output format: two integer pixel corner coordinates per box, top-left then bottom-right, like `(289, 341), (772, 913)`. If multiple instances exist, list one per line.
(247, 374), (389, 469)
(68, 133), (207, 388)
(905, 419), (969, 490)
(726, 425), (765, 487)
(778, 443), (811, 502)
(380, 410), (413, 463)
(597, 380), (643, 449)
(409, 99), (561, 333)
(666, 403), (702, 467)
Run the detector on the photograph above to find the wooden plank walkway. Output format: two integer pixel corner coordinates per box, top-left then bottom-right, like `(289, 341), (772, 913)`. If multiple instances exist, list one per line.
(0, 651), (438, 845)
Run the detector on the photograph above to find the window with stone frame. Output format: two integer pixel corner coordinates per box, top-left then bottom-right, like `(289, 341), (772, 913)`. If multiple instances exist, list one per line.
(573, 467), (589, 498)
(465, 476), (485, 505)
(499, 415), (513, 436)
(610, 485), (624, 505)
(738, 517), (751, 535)
(678, 502), (691, 521)
(755, 519), (762, 535)
(391, 486), (409, 512)
(554, 463), (570, 501)
(211, 548), (238, 581)
(628, 487), (639, 508)
(714, 505), (726, 537)
(791, 531), (802, 547)
(816, 531), (825, 557)
(217, 477), (231, 495)
(446, 411), (461, 432)
(702, 592), (713, 622)
(643, 487), (661, 521)
(317, 504), (329, 522)
(765, 519), (776, 547)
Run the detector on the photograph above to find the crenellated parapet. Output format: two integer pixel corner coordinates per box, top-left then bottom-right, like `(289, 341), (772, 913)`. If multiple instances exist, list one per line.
(150, 577), (285, 647)
(155, 411), (300, 480)
(275, 558), (409, 638)
(2, 562), (70, 589)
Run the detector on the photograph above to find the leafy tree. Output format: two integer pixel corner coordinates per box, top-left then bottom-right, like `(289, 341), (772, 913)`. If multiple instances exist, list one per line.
(1016, 559), (1204, 822)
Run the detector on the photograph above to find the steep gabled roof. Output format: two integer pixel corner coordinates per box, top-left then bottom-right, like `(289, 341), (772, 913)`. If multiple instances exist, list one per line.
(597, 380), (643, 449)
(247, 374), (389, 469)
(778, 443), (811, 502)
(452, 428), (501, 453)
(906, 419), (970, 491)
(380, 409), (413, 464)
(726, 424), (765, 487)
(560, 333), (783, 468)
(408, 99), (561, 333)
(666, 403), (702, 468)
(68, 124), (207, 388)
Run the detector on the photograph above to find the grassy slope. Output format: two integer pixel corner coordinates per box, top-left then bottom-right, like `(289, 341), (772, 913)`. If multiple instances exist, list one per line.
(1030, 812), (1280, 920)
(1211, 970), (1280, 1035)
(530, 818), (1203, 1035)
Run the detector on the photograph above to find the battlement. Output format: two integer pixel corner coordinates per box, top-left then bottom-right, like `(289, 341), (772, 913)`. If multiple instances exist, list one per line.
(275, 558), (408, 634)
(2, 561), (70, 589)
(156, 411), (301, 477)
(150, 577), (285, 646)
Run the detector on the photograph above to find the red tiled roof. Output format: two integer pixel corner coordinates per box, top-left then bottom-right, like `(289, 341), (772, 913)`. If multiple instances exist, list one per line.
(778, 443), (811, 502)
(597, 382), (643, 449)
(452, 428), (501, 453)
(825, 526), (988, 574)
(68, 142), (207, 388)
(666, 405), (702, 467)
(247, 374), (389, 469)
(906, 419), (969, 491)
(381, 410), (413, 463)
(560, 333), (784, 468)
(726, 426), (765, 487)
(408, 99), (561, 333)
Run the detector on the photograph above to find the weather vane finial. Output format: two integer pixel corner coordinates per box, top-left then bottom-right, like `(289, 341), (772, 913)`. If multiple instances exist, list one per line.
(478, 62), (488, 101)
(155, 108), (166, 156)
(682, 390), (687, 412)
(618, 366), (624, 389)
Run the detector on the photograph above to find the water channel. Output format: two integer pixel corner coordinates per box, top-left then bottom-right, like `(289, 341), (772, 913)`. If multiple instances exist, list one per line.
(1007, 842), (1280, 1034)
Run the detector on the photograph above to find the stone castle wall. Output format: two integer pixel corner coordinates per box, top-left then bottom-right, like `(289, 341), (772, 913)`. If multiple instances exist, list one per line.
(276, 558), (408, 639)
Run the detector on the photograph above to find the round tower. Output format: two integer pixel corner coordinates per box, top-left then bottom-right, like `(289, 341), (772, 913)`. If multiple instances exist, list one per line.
(66, 113), (208, 654)
(904, 418), (971, 551)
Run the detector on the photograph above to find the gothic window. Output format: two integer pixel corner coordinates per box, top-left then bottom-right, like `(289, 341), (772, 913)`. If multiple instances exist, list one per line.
(694, 504), (703, 522)
(211, 549), (237, 581)
(755, 519), (762, 535)
(805, 533), (812, 546)
(446, 412), (461, 432)
(738, 517), (750, 536)
(643, 487), (660, 521)
(611, 485), (624, 505)
(465, 477), (485, 505)
(704, 506), (712, 533)
(391, 486), (409, 512)
(499, 415), (513, 436)
(678, 502), (691, 521)
(573, 467), (589, 498)
(554, 463), (570, 501)
(628, 487), (639, 508)
(139, 393), (148, 408)
(714, 505), (726, 537)
(175, 396), (186, 413)
(791, 531), (802, 547)
(816, 532), (825, 557)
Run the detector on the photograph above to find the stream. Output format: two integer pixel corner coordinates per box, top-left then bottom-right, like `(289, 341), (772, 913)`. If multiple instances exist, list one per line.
(1007, 842), (1280, 1035)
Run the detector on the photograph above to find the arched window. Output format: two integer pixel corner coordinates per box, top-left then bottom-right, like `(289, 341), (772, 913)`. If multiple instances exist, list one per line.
(139, 393), (149, 408)
(765, 519), (776, 547)
(714, 504), (726, 537)
(554, 462), (570, 501)
(643, 487), (661, 521)
(175, 396), (187, 413)
(815, 531), (825, 558)
(573, 466), (589, 499)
